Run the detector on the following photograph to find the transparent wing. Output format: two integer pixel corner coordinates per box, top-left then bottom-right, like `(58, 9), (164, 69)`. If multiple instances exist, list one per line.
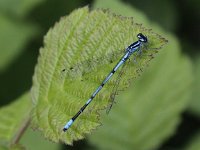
(106, 60), (129, 114)
(60, 49), (124, 79)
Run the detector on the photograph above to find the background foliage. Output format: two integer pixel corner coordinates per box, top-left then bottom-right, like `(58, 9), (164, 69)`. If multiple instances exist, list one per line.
(0, 0), (199, 150)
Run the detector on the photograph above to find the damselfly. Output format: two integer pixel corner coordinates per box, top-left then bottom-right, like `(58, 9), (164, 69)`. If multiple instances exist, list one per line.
(63, 33), (148, 132)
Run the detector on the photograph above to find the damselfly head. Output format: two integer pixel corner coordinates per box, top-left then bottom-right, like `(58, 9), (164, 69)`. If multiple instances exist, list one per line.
(137, 33), (148, 43)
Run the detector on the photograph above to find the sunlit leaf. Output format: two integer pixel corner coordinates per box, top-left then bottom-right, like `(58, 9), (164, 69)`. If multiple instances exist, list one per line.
(31, 6), (167, 144)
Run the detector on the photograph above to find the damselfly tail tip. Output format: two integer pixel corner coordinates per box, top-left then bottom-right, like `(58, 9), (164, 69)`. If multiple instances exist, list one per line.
(63, 128), (67, 132)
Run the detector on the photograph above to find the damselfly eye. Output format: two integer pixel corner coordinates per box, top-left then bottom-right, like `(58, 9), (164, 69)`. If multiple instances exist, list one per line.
(137, 33), (148, 43)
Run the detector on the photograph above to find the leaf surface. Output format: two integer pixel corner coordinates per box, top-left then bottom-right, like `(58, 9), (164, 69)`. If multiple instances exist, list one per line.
(31, 6), (167, 144)
(0, 93), (31, 149)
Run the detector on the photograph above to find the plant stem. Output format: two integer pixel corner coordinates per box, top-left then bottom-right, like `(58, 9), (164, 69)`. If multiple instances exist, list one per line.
(11, 117), (31, 145)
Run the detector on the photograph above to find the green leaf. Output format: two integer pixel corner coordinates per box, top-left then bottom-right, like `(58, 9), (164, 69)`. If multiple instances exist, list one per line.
(93, 0), (178, 31)
(0, 93), (32, 149)
(9, 144), (25, 150)
(0, 144), (25, 150)
(188, 56), (200, 116)
(93, 0), (149, 26)
(0, 0), (44, 18)
(92, 0), (173, 36)
(0, 14), (36, 72)
(31, 6), (167, 144)
(20, 127), (61, 150)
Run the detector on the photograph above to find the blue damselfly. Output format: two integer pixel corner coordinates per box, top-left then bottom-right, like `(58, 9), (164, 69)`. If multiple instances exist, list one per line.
(63, 33), (148, 131)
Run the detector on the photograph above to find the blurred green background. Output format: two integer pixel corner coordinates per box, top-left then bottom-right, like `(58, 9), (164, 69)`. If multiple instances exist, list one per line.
(0, 0), (199, 150)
